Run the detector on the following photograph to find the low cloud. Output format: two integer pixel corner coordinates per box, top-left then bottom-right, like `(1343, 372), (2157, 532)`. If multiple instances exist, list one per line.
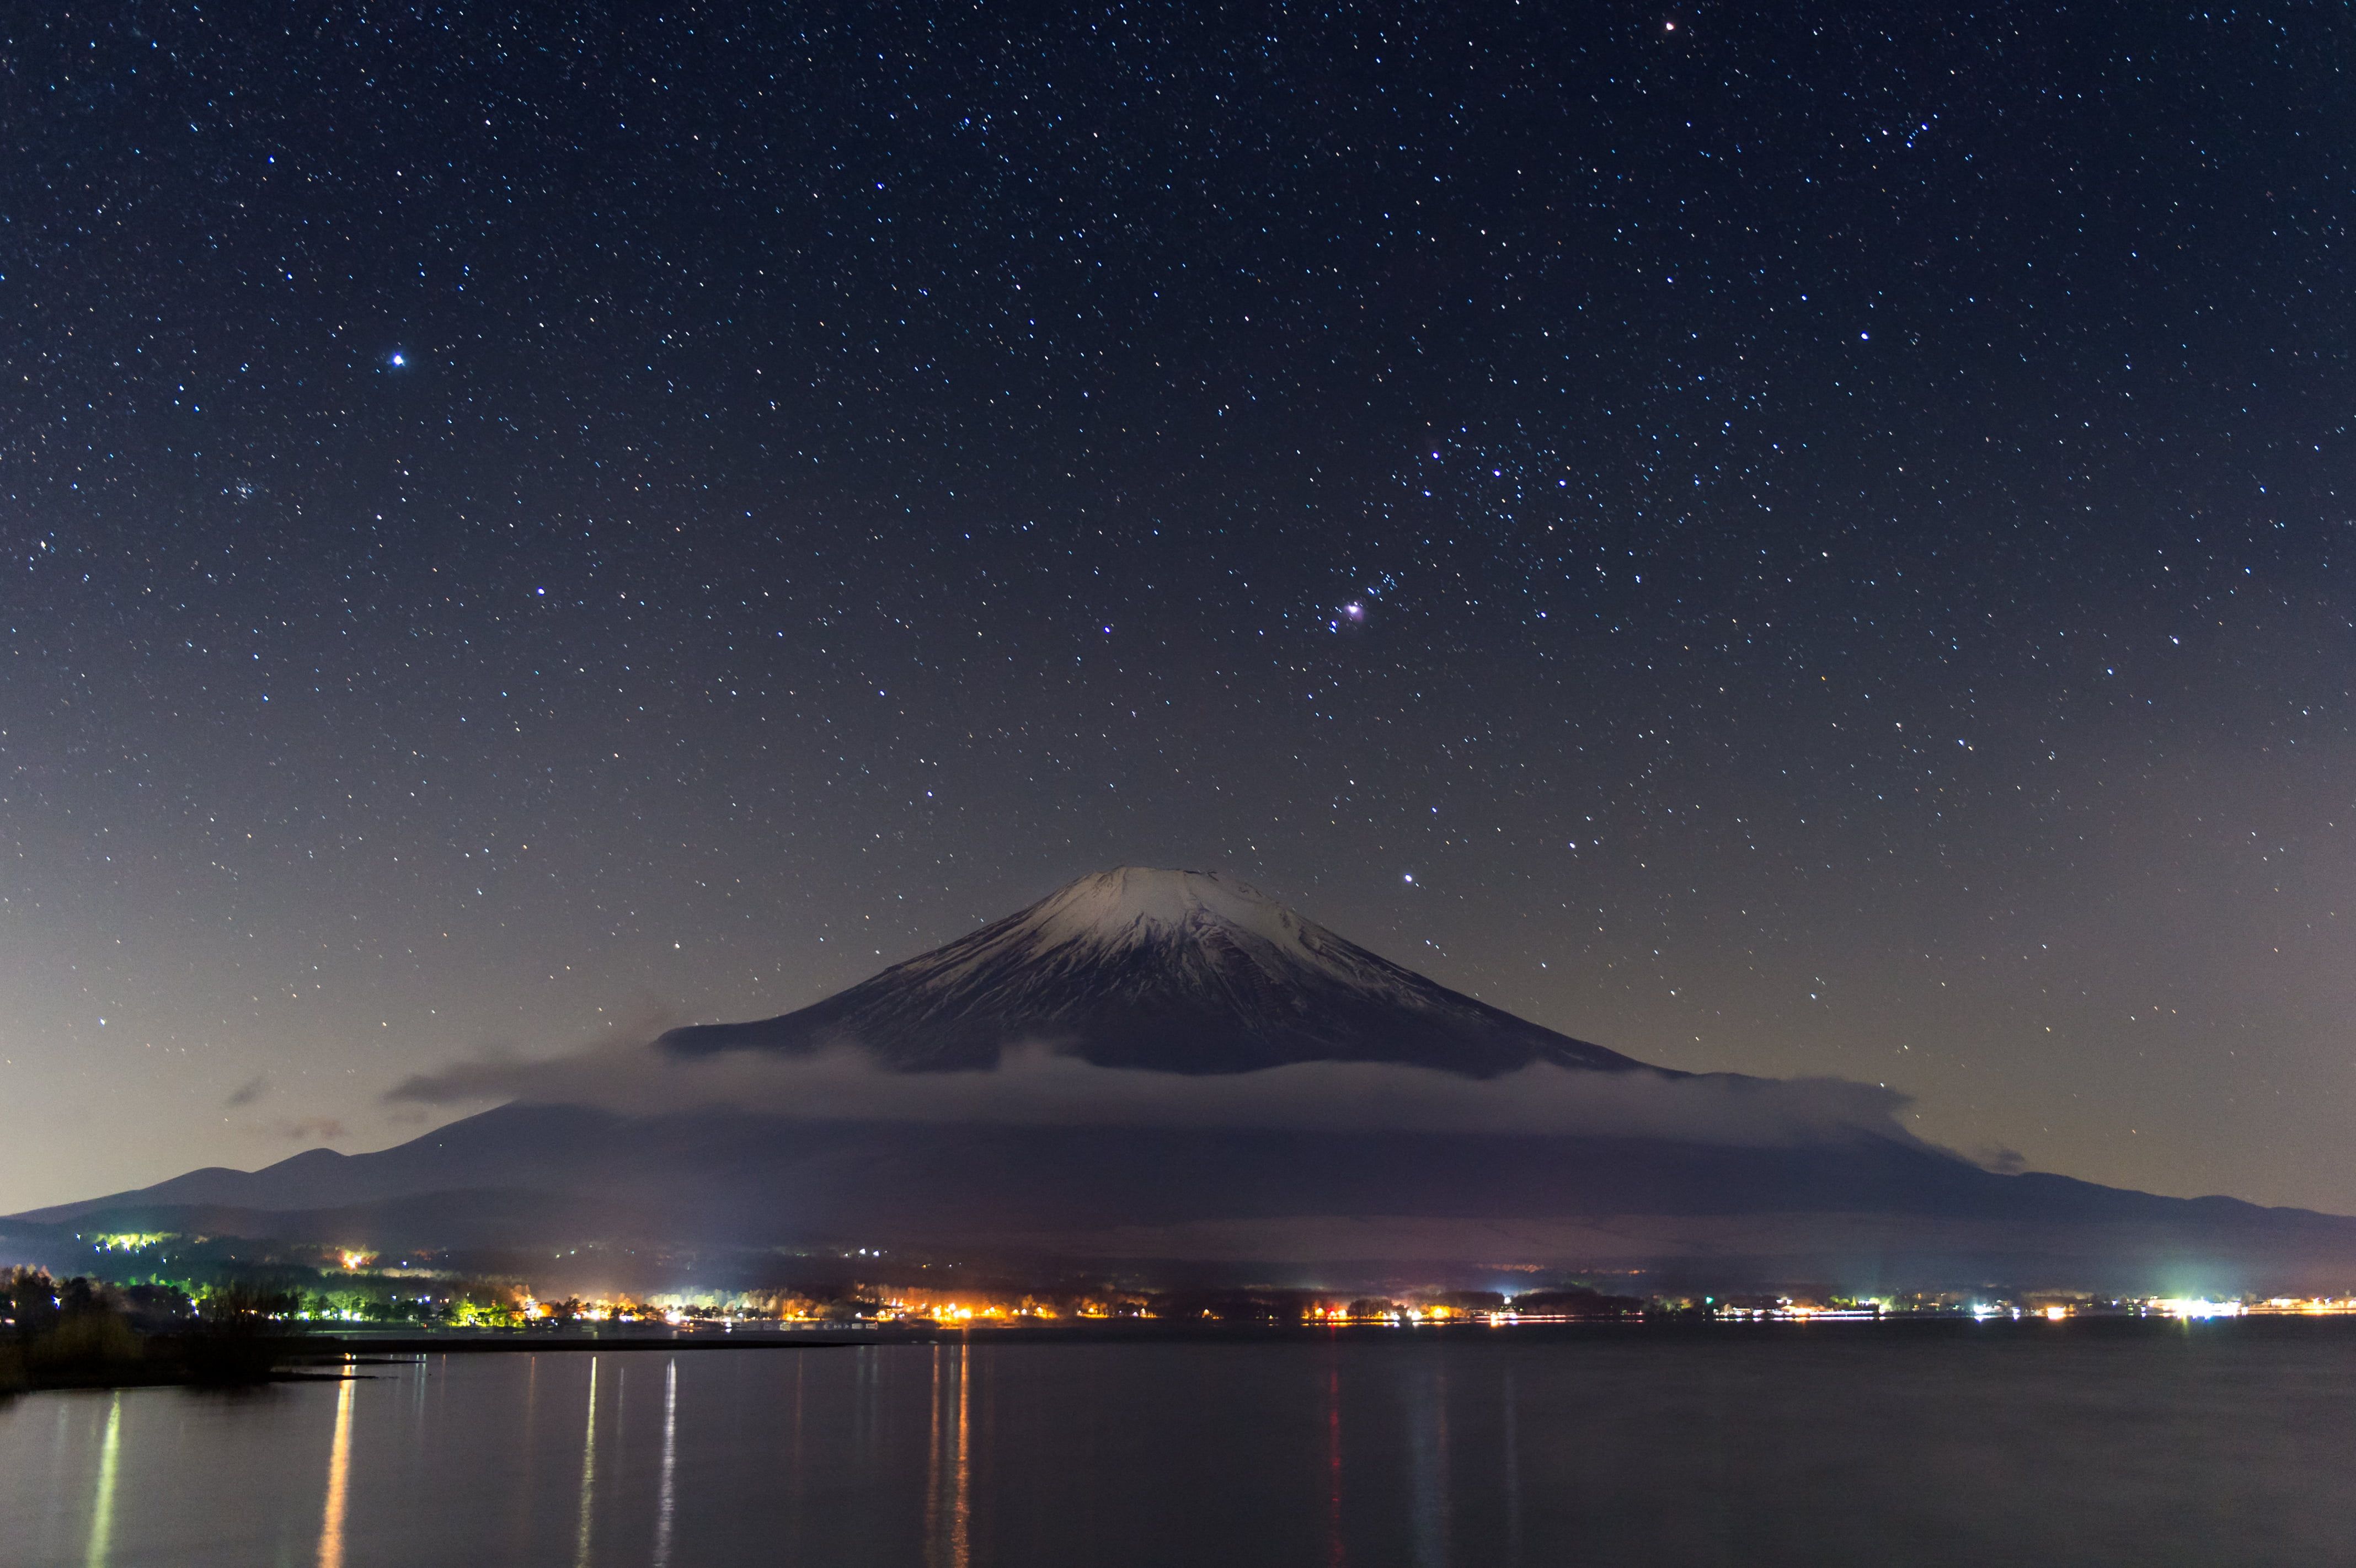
(271, 1117), (348, 1142)
(388, 1037), (1922, 1150)
(225, 1074), (269, 1107)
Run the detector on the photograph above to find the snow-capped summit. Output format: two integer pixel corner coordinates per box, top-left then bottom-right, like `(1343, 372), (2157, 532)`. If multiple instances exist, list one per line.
(658, 866), (1647, 1077)
(1012, 866), (1311, 952)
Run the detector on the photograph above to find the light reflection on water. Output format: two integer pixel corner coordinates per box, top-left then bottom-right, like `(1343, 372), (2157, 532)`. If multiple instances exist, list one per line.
(317, 1377), (354, 1568)
(81, 1394), (119, 1568)
(925, 1341), (973, 1568)
(572, 1357), (597, 1568)
(6, 1329), (2356, 1566)
(652, 1358), (676, 1568)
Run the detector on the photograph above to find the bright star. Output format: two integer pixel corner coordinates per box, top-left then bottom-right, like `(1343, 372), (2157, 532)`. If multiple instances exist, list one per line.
(389, 351), (407, 367)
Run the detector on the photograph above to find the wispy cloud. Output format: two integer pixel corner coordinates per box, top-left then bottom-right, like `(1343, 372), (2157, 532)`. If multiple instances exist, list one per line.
(387, 1036), (1921, 1150)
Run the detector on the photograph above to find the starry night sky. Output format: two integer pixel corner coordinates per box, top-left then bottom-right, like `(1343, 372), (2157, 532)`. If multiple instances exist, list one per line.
(3, 2), (2350, 1214)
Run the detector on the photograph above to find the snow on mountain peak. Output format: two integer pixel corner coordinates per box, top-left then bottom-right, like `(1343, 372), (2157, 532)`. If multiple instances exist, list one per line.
(659, 866), (1646, 1077)
(1002, 867), (1308, 958)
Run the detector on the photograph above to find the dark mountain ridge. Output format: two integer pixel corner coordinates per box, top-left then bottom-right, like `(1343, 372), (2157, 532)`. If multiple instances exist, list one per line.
(15, 868), (2355, 1294)
(20, 1103), (2356, 1294)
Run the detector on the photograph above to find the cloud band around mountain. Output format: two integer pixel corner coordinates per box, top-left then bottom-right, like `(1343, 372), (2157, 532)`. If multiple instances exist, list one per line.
(386, 1036), (1920, 1150)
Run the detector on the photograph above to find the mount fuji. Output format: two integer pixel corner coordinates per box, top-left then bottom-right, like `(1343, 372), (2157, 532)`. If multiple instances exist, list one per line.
(658, 866), (1643, 1075)
(14, 868), (2356, 1294)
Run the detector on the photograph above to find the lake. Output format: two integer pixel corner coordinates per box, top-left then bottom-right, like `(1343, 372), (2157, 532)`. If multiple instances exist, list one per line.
(4, 1323), (2353, 1565)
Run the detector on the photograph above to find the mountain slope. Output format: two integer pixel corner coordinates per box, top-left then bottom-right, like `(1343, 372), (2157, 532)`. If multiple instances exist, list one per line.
(22, 866), (2356, 1293)
(659, 866), (1643, 1075)
(20, 1103), (2356, 1294)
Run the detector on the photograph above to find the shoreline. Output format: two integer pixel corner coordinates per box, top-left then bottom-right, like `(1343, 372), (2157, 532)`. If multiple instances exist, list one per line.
(15, 1309), (2356, 1396)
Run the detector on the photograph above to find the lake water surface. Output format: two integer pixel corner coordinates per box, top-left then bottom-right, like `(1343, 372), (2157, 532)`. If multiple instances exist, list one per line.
(4, 1324), (2353, 1566)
